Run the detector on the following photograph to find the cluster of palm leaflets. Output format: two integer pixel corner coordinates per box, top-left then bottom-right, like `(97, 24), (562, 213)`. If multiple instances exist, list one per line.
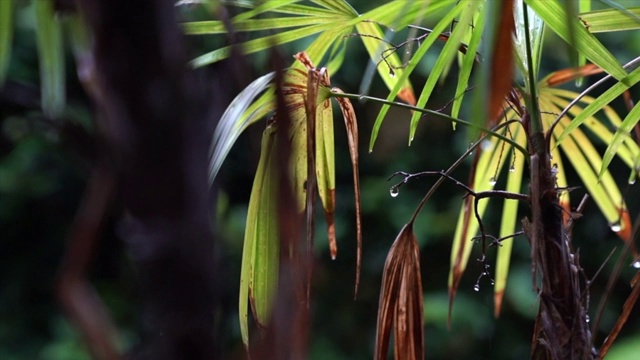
(185, 0), (640, 357)
(235, 51), (362, 348)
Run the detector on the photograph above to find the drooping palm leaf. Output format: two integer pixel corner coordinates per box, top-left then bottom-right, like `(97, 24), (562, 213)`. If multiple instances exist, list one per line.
(375, 223), (424, 360)
(237, 51), (363, 348)
(239, 124), (279, 348)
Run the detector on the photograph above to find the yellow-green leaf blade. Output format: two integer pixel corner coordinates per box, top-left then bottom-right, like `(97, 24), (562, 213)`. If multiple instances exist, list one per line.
(240, 124), (278, 347)
(579, 7), (640, 33)
(183, 16), (337, 35)
(526, 0), (626, 80)
(355, 21), (415, 105)
(555, 66), (640, 145)
(494, 124), (526, 317)
(601, 100), (640, 179)
(369, 2), (462, 151)
(190, 22), (338, 67)
(408, 1), (475, 143)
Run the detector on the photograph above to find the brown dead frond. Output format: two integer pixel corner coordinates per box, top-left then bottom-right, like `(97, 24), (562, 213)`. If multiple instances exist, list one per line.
(375, 223), (424, 360)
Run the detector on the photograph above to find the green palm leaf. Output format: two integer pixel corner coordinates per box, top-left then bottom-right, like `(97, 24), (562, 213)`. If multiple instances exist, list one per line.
(449, 69), (638, 317)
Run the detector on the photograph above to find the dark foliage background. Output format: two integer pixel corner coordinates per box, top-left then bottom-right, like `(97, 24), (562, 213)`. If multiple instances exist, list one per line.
(2, 1), (640, 359)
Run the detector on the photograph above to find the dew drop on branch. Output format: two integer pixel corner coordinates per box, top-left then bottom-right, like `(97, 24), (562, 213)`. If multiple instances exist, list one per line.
(389, 186), (399, 198)
(473, 284), (480, 292)
(489, 177), (497, 186)
(632, 260), (640, 269)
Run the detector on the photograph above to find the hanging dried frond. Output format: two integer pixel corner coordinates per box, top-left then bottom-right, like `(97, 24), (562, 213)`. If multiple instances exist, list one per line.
(375, 223), (424, 360)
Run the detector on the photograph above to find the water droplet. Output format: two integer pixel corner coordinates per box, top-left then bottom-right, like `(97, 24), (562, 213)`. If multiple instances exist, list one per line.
(358, 95), (365, 101)
(509, 166), (515, 173)
(388, 70), (395, 78)
(490, 279), (495, 285)
(489, 177), (497, 186)
(632, 260), (640, 269)
(473, 284), (480, 292)
(481, 140), (493, 151)
(610, 222), (622, 232)
(389, 186), (399, 198)
(585, 315), (590, 323)
(630, 178), (637, 185)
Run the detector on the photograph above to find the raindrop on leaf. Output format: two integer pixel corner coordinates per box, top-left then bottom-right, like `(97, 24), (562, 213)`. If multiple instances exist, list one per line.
(389, 186), (399, 198)
(509, 165), (515, 173)
(610, 222), (622, 232)
(489, 177), (497, 186)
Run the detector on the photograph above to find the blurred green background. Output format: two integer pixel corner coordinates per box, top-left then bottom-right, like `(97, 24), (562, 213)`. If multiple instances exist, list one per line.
(2, 1), (640, 359)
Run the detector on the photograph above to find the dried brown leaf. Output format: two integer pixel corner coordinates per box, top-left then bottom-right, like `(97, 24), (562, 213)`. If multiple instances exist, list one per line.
(542, 63), (602, 87)
(599, 271), (640, 358)
(332, 88), (362, 297)
(375, 223), (424, 360)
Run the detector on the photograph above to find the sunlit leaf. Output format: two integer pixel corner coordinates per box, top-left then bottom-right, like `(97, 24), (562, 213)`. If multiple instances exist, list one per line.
(556, 66), (640, 145)
(541, 93), (630, 233)
(311, 0), (358, 16)
(408, 1), (478, 142)
(34, 0), (65, 117)
(375, 223), (424, 360)
(494, 124), (526, 317)
(183, 17), (337, 34)
(577, 0), (590, 71)
(451, 5), (485, 122)
(601, 101), (640, 180)
(370, 2), (463, 151)
(190, 22), (339, 67)
(526, 0), (627, 81)
(239, 124), (279, 348)
(579, 6), (640, 33)
(355, 21), (415, 105)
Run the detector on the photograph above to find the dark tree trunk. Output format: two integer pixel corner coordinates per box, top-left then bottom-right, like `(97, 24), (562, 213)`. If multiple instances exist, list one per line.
(74, 1), (231, 358)
(527, 131), (597, 359)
